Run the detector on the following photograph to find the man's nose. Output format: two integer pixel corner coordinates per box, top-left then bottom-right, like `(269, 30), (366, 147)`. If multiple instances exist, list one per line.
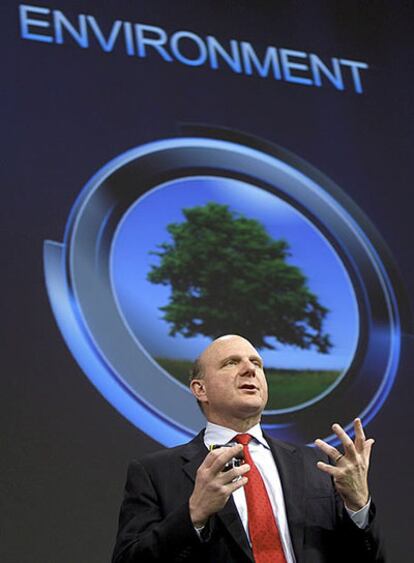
(239, 360), (256, 376)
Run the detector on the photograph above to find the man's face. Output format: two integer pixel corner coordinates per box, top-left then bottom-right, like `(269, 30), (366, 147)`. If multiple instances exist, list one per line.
(192, 335), (268, 427)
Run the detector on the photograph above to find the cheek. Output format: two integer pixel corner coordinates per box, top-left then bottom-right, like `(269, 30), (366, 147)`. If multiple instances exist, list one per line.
(204, 379), (228, 400)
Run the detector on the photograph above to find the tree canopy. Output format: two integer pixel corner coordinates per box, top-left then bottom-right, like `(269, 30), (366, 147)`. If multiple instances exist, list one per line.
(147, 202), (332, 352)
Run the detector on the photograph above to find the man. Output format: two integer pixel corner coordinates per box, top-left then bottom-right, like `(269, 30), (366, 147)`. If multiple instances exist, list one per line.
(112, 335), (384, 562)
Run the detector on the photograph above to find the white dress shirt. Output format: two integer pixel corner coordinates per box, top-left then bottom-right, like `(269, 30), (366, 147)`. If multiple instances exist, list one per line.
(204, 421), (296, 563)
(203, 421), (371, 562)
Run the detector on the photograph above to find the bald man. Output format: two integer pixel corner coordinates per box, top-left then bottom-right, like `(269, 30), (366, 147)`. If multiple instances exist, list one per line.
(112, 335), (384, 562)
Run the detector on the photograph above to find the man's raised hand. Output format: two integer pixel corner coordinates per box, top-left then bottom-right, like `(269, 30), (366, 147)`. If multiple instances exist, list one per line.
(189, 444), (250, 527)
(314, 418), (374, 511)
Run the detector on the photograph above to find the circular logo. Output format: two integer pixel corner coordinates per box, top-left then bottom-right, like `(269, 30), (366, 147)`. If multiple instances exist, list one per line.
(44, 130), (402, 445)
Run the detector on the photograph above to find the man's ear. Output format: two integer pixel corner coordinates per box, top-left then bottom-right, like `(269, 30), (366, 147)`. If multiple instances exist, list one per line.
(190, 379), (207, 403)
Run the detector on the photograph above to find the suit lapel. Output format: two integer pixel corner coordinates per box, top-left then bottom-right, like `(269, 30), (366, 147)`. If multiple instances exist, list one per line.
(265, 433), (305, 562)
(216, 496), (254, 562)
(181, 431), (254, 562)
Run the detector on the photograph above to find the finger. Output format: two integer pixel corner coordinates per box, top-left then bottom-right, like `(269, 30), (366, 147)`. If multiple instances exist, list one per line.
(227, 475), (248, 494)
(219, 463), (250, 485)
(201, 447), (228, 470)
(205, 444), (244, 473)
(314, 438), (342, 463)
(204, 445), (243, 471)
(354, 418), (366, 451)
(331, 423), (357, 461)
(364, 438), (375, 460)
(316, 461), (339, 476)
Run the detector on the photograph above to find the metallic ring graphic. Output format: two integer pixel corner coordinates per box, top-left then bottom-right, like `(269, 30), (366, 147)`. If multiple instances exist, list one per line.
(44, 131), (403, 445)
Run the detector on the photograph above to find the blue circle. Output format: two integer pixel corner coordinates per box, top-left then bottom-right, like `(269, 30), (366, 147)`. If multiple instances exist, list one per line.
(111, 175), (359, 413)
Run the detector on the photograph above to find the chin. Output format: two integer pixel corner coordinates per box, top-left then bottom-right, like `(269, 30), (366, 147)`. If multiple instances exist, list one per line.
(242, 394), (266, 406)
(237, 400), (265, 416)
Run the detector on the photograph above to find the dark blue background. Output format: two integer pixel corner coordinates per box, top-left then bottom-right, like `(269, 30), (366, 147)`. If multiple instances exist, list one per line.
(2, 1), (414, 561)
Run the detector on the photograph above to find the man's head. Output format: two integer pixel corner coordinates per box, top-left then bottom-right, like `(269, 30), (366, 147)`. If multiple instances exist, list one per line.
(189, 335), (268, 430)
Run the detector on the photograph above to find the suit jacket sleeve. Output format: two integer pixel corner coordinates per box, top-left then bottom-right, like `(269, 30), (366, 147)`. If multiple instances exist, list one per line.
(333, 494), (385, 562)
(112, 460), (202, 563)
(299, 445), (385, 562)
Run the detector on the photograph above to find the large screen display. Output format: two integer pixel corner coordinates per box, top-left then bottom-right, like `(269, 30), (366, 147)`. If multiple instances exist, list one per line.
(3, 2), (414, 561)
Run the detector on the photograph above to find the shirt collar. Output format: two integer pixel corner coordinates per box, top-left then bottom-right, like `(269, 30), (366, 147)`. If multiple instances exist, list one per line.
(204, 421), (270, 450)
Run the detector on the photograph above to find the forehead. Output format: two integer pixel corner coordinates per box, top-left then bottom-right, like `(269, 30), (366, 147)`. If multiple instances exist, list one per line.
(201, 336), (260, 367)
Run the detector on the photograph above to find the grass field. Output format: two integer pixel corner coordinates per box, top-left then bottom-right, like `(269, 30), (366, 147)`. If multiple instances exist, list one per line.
(155, 357), (341, 410)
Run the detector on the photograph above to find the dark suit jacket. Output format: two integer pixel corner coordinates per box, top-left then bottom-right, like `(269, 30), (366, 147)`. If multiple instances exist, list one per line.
(112, 431), (385, 562)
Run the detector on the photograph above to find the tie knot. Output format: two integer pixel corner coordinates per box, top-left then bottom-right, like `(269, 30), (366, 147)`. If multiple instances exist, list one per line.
(234, 433), (252, 446)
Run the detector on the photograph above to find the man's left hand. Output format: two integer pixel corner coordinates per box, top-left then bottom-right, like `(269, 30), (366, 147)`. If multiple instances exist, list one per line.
(314, 418), (374, 511)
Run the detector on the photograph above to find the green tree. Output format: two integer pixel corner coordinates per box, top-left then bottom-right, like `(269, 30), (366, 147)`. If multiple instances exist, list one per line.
(147, 202), (332, 352)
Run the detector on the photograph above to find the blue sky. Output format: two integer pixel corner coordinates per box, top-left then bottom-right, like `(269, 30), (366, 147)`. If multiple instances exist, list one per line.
(110, 176), (359, 370)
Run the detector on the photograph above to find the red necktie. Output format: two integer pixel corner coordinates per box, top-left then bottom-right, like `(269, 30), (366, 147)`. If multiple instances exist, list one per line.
(234, 434), (287, 563)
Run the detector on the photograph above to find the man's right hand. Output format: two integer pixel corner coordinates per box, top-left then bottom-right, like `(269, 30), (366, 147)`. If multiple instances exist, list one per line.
(189, 444), (250, 527)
